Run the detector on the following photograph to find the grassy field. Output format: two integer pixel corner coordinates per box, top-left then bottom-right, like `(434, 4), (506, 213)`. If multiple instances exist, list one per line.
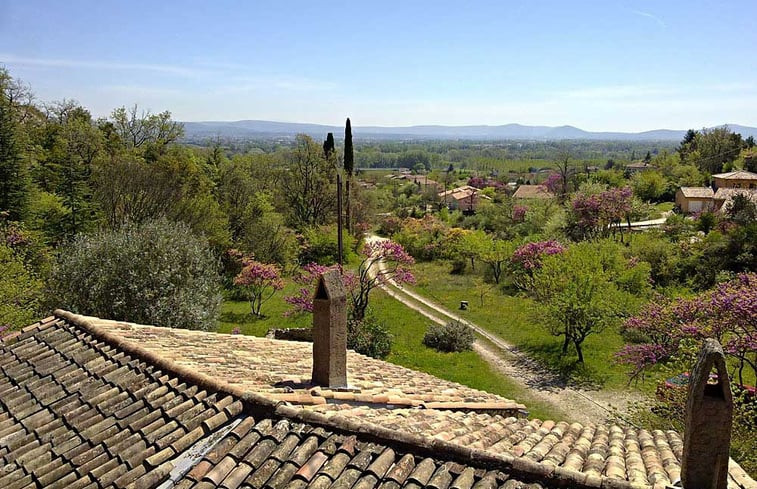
(217, 281), (565, 420)
(408, 261), (653, 392)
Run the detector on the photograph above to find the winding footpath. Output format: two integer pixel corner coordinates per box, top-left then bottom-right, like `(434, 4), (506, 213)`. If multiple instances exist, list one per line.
(366, 235), (646, 424)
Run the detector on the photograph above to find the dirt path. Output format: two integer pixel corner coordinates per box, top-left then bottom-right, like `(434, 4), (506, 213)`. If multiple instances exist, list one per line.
(367, 235), (646, 424)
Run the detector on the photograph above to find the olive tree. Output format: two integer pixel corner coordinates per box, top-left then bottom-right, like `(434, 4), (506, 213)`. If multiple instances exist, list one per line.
(49, 219), (221, 330)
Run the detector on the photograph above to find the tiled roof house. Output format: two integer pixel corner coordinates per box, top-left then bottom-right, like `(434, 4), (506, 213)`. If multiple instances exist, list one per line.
(1, 311), (755, 489)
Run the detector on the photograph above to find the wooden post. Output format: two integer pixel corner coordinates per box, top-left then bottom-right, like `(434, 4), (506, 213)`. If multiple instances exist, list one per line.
(312, 270), (347, 388)
(337, 172), (343, 266)
(682, 338), (733, 489)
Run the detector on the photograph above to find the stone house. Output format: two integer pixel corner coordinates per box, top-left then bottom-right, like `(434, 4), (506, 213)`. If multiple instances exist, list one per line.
(675, 187), (716, 213)
(438, 185), (489, 212)
(712, 170), (757, 190)
(512, 184), (554, 200)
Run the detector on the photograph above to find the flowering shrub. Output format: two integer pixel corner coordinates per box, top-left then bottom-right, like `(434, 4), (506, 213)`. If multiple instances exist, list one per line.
(233, 256), (284, 317)
(468, 177), (504, 191)
(616, 273), (757, 384)
(512, 204), (528, 222)
(542, 172), (563, 194)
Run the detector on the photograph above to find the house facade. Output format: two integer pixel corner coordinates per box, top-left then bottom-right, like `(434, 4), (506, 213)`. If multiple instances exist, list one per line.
(675, 187), (715, 213)
(712, 170), (757, 190)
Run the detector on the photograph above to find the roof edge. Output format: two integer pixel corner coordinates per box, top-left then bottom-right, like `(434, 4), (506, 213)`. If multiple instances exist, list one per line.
(50, 310), (651, 489)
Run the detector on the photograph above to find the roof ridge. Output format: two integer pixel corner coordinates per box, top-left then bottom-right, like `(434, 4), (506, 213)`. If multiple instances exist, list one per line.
(50, 310), (647, 489)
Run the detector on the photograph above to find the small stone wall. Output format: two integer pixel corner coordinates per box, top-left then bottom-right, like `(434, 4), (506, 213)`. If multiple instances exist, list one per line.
(265, 327), (313, 342)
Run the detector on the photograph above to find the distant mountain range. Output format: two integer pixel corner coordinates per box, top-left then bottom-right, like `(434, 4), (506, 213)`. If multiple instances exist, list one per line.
(182, 120), (757, 141)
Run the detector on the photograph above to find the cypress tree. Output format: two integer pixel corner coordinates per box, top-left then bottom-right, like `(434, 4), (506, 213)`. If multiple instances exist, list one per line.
(323, 132), (335, 158)
(0, 101), (28, 221)
(344, 118), (353, 232)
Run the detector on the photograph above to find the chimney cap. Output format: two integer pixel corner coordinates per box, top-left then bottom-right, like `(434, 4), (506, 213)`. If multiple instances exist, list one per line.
(314, 269), (346, 301)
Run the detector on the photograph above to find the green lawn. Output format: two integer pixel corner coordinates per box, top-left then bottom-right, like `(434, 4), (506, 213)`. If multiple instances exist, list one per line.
(408, 261), (654, 392)
(217, 279), (565, 420)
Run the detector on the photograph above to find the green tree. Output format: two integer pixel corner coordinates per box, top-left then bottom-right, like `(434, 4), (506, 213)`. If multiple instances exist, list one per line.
(344, 119), (354, 233)
(0, 101), (28, 221)
(109, 105), (184, 161)
(680, 127), (743, 174)
(532, 245), (627, 362)
(281, 134), (336, 229)
(630, 170), (667, 202)
(49, 219), (221, 330)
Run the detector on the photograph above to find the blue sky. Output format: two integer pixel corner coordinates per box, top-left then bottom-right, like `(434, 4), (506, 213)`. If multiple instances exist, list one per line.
(1, 0), (756, 131)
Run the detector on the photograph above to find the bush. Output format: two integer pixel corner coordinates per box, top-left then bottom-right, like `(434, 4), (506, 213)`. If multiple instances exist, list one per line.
(299, 225), (355, 265)
(423, 320), (475, 352)
(49, 218), (222, 330)
(348, 312), (392, 359)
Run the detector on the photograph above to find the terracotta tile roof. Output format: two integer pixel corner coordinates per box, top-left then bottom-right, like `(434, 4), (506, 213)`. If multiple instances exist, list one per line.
(303, 406), (700, 486)
(0, 315), (245, 489)
(3, 312), (755, 489)
(58, 314), (526, 414)
(712, 170), (757, 181)
(678, 187), (715, 198)
(512, 185), (554, 199)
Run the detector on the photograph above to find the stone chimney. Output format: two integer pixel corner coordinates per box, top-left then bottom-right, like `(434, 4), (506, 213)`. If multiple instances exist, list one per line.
(311, 270), (347, 388)
(681, 338), (733, 489)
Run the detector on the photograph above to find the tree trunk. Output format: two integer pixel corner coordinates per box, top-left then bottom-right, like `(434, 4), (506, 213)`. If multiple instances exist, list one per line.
(562, 336), (570, 354)
(574, 340), (584, 363)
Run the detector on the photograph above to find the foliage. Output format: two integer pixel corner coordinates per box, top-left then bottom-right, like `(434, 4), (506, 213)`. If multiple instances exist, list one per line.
(617, 273), (757, 385)
(49, 219), (221, 330)
(109, 105), (184, 159)
(300, 225), (355, 266)
(423, 320), (475, 352)
(0, 242), (42, 331)
(348, 311), (392, 359)
(630, 170), (668, 202)
(281, 134), (336, 229)
(511, 240), (565, 290)
(567, 186), (633, 241)
(531, 243), (640, 362)
(679, 127), (744, 174)
(231, 252), (284, 317)
(0, 98), (28, 221)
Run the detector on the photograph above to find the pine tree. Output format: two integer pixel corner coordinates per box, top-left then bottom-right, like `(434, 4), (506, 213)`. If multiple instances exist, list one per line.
(343, 118), (354, 233)
(0, 101), (28, 221)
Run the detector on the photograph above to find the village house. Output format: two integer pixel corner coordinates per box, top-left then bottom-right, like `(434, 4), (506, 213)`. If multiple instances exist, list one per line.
(2, 304), (753, 489)
(438, 185), (489, 213)
(675, 187), (716, 213)
(675, 170), (757, 214)
(397, 174), (442, 192)
(712, 170), (757, 190)
(624, 161), (657, 174)
(512, 184), (554, 200)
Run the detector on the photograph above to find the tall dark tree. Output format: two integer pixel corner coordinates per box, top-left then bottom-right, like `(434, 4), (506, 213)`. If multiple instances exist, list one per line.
(344, 119), (354, 232)
(323, 132), (335, 158)
(0, 101), (28, 221)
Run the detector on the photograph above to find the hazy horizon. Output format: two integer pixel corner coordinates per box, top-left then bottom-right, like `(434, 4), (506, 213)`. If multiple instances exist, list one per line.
(2, 0), (756, 132)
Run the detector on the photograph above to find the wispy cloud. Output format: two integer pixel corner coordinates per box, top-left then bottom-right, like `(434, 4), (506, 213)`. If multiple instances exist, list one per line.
(0, 54), (206, 77)
(1, 53), (339, 93)
(629, 9), (666, 28)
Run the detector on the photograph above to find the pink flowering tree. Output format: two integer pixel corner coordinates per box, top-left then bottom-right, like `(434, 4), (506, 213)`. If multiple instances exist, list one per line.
(569, 187), (633, 241)
(616, 273), (757, 385)
(233, 257), (284, 317)
(510, 240), (566, 290)
(353, 240), (415, 320)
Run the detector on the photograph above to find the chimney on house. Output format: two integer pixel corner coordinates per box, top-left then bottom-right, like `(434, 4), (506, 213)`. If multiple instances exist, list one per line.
(681, 338), (733, 489)
(311, 270), (347, 388)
